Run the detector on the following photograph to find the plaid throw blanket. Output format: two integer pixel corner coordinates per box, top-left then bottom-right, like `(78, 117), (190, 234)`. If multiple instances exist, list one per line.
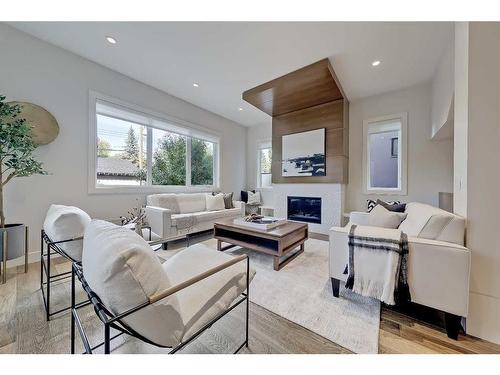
(345, 225), (410, 305)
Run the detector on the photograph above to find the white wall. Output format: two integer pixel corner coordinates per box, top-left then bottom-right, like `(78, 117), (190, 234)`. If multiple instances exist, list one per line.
(453, 22), (469, 217)
(431, 35), (455, 139)
(347, 83), (454, 212)
(460, 22), (500, 345)
(0, 24), (247, 258)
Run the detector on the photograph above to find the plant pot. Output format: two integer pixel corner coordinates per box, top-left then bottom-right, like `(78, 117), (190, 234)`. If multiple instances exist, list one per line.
(0, 224), (27, 261)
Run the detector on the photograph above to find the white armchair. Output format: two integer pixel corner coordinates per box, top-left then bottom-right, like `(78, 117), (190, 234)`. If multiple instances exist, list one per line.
(329, 202), (470, 340)
(73, 220), (255, 354)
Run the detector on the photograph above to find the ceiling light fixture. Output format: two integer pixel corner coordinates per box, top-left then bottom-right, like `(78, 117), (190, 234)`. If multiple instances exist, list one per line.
(193, 83), (199, 87)
(106, 36), (117, 45)
(238, 107), (243, 111)
(372, 60), (381, 67)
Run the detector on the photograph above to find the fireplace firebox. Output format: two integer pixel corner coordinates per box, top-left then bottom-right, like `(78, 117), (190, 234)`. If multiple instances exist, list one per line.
(287, 196), (322, 224)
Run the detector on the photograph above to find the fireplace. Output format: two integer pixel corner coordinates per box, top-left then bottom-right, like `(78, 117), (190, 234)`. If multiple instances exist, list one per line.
(287, 196), (322, 224)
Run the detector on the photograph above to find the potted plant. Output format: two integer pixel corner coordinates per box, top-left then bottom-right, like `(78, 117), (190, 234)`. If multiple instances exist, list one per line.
(0, 95), (46, 271)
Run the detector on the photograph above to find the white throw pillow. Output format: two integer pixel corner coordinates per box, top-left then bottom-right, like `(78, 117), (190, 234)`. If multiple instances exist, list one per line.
(206, 193), (225, 211)
(82, 220), (184, 347)
(43, 204), (91, 262)
(367, 204), (407, 229)
(247, 191), (261, 205)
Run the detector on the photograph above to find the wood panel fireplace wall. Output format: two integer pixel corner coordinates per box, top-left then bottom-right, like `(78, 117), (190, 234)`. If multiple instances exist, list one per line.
(243, 58), (349, 184)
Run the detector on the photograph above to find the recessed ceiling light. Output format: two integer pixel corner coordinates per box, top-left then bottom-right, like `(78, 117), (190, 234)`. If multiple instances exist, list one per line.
(193, 83), (199, 87)
(238, 107), (243, 111)
(106, 36), (117, 45)
(372, 60), (381, 66)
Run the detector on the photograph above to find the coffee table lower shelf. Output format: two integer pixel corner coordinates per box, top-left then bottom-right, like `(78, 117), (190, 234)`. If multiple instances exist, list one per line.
(213, 221), (308, 271)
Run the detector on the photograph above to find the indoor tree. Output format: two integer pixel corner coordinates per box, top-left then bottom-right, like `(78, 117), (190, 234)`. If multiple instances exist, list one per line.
(0, 95), (46, 228)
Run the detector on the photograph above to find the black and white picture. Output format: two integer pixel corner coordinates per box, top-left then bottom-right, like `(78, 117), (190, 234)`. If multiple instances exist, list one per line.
(282, 128), (326, 177)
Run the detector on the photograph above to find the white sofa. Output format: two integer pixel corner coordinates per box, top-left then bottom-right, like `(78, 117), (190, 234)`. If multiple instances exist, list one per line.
(329, 202), (470, 339)
(145, 193), (244, 245)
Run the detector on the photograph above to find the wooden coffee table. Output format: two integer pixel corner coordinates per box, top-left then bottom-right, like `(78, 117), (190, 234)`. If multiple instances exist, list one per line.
(213, 218), (308, 271)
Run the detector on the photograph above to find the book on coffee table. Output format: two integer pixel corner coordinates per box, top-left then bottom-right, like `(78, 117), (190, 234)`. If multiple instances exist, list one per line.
(233, 217), (287, 231)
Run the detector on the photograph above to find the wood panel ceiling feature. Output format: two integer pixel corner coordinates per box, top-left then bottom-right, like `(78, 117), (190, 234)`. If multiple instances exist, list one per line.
(242, 59), (344, 117)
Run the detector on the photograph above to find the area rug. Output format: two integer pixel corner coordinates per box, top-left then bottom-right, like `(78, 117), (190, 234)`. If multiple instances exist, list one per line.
(161, 237), (381, 354)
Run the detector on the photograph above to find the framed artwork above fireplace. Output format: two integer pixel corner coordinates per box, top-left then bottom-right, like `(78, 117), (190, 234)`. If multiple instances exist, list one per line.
(282, 128), (326, 177)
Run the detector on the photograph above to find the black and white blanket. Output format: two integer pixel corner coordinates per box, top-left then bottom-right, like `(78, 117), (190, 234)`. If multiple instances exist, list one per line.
(345, 225), (410, 305)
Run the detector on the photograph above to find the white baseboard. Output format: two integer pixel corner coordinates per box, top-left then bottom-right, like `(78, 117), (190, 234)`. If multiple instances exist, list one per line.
(5, 251), (41, 268)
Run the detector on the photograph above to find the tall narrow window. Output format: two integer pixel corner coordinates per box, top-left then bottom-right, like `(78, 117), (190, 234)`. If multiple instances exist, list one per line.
(91, 93), (220, 192)
(363, 113), (407, 195)
(258, 142), (272, 189)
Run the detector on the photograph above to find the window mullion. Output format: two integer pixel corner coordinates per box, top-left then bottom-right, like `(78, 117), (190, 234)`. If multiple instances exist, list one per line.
(186, 137), (192, 187)
(146, 123), (153, 186)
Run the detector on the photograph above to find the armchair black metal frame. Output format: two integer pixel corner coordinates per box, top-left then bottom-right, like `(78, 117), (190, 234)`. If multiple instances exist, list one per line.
(71, 254), (250, 354)
(40, 230), (84, 321)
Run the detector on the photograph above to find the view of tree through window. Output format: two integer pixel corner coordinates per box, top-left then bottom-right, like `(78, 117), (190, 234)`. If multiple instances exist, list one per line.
(95, 106), (218, 188)
(191, 138), (214, 186)
(152, 130), (186, 186)
(259, 147), (272, 188)
(96, 115), (147, 186)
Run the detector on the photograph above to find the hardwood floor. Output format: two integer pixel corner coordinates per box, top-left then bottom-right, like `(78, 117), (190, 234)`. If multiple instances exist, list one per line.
(1, 261), (499, 354)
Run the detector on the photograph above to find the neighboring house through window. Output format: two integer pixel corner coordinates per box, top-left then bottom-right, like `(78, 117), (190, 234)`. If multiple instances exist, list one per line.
(362, 112), (407, 195)
(89, 91), (220, 193)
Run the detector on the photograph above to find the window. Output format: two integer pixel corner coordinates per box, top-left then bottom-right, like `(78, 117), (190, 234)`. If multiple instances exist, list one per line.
(362, 113), (407, 195)
(257, 141), (272, 189)
(89, 92), (219, 193)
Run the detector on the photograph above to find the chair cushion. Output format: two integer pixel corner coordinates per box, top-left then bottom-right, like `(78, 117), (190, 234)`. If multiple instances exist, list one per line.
(206, 193), (225, 211)
(367, 204), (407, 229)
(43, 204), (91, 262)
(162, 243), (255, 341)
(82, 220), (184, 347)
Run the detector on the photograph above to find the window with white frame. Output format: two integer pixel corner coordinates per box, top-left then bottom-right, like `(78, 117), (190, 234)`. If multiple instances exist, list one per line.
(362, 113), (407, 195)
(257, 141), (272, 189)
(90, 93), (219, 192)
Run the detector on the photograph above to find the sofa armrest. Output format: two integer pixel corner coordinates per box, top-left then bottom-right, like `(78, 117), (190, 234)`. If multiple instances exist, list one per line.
(407, 236), (470, 317)
(328, 226), (471, 317)
(145, 206), (173, 238)
(348, 211), (371, 225)
(233, 201), (245, 216)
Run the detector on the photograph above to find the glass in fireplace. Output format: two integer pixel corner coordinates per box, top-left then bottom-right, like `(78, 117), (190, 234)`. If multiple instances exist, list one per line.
(287, 196), (322, 224)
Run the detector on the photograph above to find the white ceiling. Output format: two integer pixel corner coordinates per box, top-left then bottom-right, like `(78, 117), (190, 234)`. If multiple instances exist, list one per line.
(10, 22), (453, 126)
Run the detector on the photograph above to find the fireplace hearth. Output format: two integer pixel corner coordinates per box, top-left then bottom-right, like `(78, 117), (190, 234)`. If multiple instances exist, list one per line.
(287, 196), (322, 224)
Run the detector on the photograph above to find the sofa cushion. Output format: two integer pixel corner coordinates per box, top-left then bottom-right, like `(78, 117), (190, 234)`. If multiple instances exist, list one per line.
(398, 202), (465, 245)
(43, 204), (91, 262)
(162, 243), (255, 341)
(177, 193), (207, 214)
(367, 205), (407, 228)
(376, 199), (406, 213)
(147, 194), (180, 214)
(206, 193), (225, 211)
(240, 190), (255, 203)
(82, 220), (184, 347)
(171, 208), (241, 227)
(247, 191), (261, 205)
(367, 199), (401, 212)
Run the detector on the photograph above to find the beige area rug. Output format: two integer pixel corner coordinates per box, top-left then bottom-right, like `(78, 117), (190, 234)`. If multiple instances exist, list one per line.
(159, 237), (381, 354)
